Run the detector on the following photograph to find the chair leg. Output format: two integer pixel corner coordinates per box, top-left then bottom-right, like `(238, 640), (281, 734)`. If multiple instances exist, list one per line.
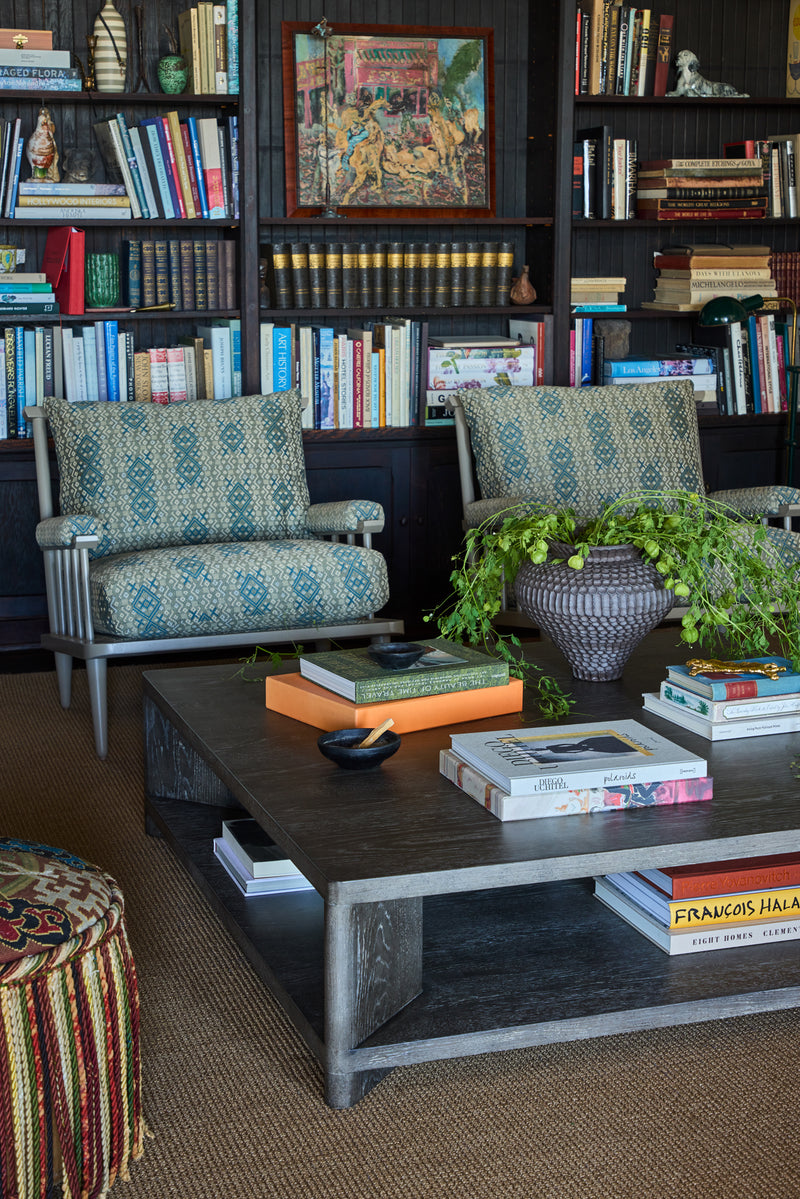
(54, 653), (73, 708)
(86, 658), (109, 760)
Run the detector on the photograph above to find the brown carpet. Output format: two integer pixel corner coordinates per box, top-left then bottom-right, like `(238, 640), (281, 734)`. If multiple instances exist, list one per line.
(3, 660), (800, 1199)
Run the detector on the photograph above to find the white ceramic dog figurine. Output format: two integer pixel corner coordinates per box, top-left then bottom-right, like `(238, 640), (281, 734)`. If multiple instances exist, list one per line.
(667, 49), (749, 98)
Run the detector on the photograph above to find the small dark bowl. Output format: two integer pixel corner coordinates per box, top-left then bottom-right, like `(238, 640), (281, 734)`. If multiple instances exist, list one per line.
(367, 641), (427, 670)
(317, 727), (402, 770)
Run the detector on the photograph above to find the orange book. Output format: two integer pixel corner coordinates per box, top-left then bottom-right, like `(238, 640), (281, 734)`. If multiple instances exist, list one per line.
(264, 672), (525, 734)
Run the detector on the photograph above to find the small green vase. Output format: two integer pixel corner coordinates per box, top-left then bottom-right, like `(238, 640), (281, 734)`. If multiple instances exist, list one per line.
(158, 55), (188, 94)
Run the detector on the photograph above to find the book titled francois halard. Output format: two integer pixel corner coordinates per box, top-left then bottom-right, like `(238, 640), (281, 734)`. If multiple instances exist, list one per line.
(298, 637), (508, 703)
(449, 719), (707, 796)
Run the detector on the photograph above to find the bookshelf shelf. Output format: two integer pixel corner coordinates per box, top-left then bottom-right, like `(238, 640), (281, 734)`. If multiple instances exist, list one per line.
(259, 217), (552, 227)
(259, 305), (548, 319)
(0, 90), (240, 105)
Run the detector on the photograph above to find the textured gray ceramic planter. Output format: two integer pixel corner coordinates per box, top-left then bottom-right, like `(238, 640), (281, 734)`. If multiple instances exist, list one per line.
(515, 542), (675, 682)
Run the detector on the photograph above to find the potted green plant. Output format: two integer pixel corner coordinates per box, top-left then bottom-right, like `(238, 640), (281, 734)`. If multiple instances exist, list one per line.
(426, 488), (800, 719)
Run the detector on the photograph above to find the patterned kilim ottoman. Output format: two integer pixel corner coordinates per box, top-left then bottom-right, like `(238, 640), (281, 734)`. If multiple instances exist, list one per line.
(0, 838), (145, 1198)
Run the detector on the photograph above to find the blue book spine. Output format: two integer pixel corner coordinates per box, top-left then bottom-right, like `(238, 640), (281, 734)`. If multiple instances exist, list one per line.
(13, 325), (25, 436)
(142, 120), (175, 219)
(104, 320), (120, 401)
(226, 0), (239, 94)
(228, 318), (241, 396)
(228, 114), (239, 219)
(23, 327), (36, 409)
(312, 327), (321, 428)
(272, 326), (292, 390)
(141, 117), (181, 219)
(186, 117), (210, 219)
(93, 322), (108, 402)
(82, 325), (100, 402)
(317, 326), (334, 429)
(580, 317), (593, 386)
(747, 314), (762, 414)
(123, 238), (142, 307)
(115, 113), (149, 218)
(604, 357), (714, 376)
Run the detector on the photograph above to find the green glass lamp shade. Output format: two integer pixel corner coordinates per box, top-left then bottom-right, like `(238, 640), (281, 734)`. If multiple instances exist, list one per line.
(698, 294), (764, 326)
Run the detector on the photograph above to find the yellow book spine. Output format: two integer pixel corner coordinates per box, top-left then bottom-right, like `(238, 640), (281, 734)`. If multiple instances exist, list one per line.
(165, 110), (197, 219)
(670, 885), (800, 929)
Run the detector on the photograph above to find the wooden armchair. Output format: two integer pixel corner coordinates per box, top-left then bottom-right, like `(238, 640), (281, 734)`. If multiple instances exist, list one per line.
(26, 391), (403, 757)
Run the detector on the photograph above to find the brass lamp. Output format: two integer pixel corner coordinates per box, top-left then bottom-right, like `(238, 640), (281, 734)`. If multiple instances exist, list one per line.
(699, 293), (799, 486)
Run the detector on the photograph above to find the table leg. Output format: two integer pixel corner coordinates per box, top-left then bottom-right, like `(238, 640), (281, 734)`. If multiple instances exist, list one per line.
(324, 896), (423, 1108)
(144, 695), (237, 830)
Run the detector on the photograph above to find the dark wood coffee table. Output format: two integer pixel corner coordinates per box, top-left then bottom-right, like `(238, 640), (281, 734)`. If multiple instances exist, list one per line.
(143, 631), (800, 1108)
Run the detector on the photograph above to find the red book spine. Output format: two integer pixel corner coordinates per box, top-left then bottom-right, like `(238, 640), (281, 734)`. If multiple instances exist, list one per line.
(652, 14), (674, 97)
(660, 861), (800, 900)
(179, 123), (202, 215)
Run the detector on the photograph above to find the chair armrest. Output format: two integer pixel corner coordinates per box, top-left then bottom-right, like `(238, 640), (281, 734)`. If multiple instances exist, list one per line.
(36, 515), (101, 549)
(306, 500), (385, 536)
(708, 485), (800, 518)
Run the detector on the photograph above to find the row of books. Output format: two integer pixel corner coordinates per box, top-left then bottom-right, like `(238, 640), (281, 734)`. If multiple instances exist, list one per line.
(596, 851), (800, 955)
(646, 242), (776, 312)
(0, 317), (242, 436)
(725, 137), (800, 219)
(576, 4), (673, 97)
(637, 156), (770, 222)
(573, 128), (637, 220)
(178, 2), (240, 96)
(770, 249), (800, 304)
(92, 110), (239, 222)
(262, 241), (517, 312)
(121, 236), (237, 312)
(642, 656), (800, 741)
(0, 40), (80, 91)
(259, 323), (550, 430)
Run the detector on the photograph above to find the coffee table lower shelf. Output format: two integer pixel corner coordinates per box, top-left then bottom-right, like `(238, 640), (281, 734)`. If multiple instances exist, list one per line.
(147, 796), (800, 1104)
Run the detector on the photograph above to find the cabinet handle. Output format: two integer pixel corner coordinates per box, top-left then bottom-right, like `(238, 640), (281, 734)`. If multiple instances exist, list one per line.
(399, 516), (408, 527)
(416, 516), (424, 526)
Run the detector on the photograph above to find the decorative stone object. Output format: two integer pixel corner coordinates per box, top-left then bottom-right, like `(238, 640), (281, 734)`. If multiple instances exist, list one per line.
(158, 54), (188, 94)
(515, 542), (675, 681)
(666, 49), (749, 98)
(93, 0), (127, 93)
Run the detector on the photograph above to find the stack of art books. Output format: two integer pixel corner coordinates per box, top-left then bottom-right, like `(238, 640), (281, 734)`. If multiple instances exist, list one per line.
(595, 852), (800, 955)
(265, 637), (525, 734)
(440, 718), (711, 821)
(642, 657), (800, 741)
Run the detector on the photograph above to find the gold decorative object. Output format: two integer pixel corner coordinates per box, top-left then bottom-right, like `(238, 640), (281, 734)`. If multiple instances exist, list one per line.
(13, 33), (28, 49)
(686, 658), (787, 680)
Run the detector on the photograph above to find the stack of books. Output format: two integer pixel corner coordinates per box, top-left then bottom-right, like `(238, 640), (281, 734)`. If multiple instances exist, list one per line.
(570, 275), (627, 310)
(424, 336), (535, 425)
(264, 637), (525, 735)
(440, 718), (711, 821)
(177, 2), (239, 96)
(595, 852), (800, 954)
(0, 270), (57, 316)
(642, 657), (800, 741)
(576, 6), (672, 98)
(602, 354), (718, 410)
(0, 39), (81, 92)
(15, 181), (131, 221)
(636, 157), (768, 222)
(212, 817), (313, 897)
(644, 242), (777, 312)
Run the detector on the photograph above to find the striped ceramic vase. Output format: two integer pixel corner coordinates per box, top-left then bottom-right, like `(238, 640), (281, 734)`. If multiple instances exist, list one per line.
(93, 0), (127, 92)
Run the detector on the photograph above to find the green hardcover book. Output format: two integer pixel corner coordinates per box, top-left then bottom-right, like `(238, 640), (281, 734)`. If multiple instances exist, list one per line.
(495, 241), (515, 306)
(403, 242), (420, 307)
(341, 243), (358, 308)
(298, 637), (509, 703)
(307, 241), (326, 309)
(434, 243), (451, 307)
(167, 238), (182, 309)
(153, 239), (170, 307)
(289, 241), (310, 308)
(324, 242), (343, 308)
(270, 243), (293, 309)
(357, 242), (373, 308)
(372, 242), (387, 308)
(205, 240), (219, 309)
(387, 242), (404, 308)
(465, 242), (482, 307)
(450, 243), (466, 307)
(478, 242), (499, 306)
(193, 238), (208, 311)
(141, 240), (156, 308)
(179, 237), (195, 310)
(419, 242), (435, 307)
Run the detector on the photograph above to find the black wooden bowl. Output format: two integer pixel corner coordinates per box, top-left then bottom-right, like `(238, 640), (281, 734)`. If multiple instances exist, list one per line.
(367, 641), (427, 670)
(317, 728), (401, 770)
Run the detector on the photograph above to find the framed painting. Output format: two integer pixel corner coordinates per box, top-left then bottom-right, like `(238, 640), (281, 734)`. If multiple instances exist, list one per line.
(281, 21), (495, 219)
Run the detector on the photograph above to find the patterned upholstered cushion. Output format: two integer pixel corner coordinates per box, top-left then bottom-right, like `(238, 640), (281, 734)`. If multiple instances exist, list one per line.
(90, 538), (390, 638)
(459, 381), (704, 520)
(45, 392), (313, 558)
